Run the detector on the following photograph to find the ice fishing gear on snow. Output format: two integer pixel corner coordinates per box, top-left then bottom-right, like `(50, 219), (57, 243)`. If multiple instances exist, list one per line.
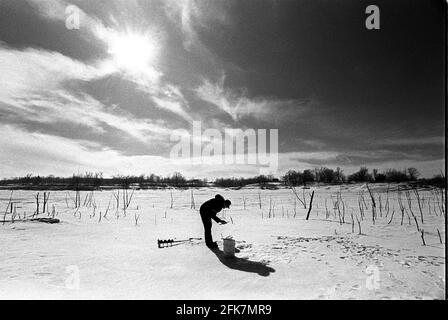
(157, 237), (202, 248)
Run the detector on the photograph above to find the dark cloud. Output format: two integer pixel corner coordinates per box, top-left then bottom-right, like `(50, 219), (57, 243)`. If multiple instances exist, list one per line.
(0, 0), (107, 62)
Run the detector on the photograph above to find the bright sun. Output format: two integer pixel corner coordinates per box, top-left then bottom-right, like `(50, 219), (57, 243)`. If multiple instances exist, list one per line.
(107, 32), (158, 74)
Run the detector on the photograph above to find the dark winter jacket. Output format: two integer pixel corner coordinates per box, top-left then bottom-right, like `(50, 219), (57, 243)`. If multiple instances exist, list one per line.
(200, 195), (225, 223)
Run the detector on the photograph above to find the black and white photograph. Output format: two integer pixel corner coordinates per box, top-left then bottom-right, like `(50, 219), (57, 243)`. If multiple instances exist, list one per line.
(0, 0), (446, 302)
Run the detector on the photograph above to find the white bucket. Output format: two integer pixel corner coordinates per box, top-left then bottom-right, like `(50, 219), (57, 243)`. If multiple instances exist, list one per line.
(223, 238), (236, 257)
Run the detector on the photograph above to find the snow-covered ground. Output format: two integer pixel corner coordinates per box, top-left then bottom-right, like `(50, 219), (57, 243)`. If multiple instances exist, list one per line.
(0, 184), (445, 299)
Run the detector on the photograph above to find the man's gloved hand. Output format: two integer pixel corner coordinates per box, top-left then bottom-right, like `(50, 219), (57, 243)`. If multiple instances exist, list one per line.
(219, 220), (227, 225)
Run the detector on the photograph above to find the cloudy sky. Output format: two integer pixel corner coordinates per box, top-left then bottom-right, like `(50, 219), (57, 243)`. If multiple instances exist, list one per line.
(0, 0), (445, 179)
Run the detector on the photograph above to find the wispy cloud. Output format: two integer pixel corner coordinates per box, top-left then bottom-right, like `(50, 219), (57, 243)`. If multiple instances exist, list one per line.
(0, 43), (111, 101)
(0, 43), (174, 144)
(26, 0), (104, 33)
(25, 0), (163, 85)
(0, 124), (186, 178)
(163, 0), (229, 54)
(164, 0), (201, 51)
(2, 124), (275, 179)
(24, 0), (193, 121)
(376, 136), (444, 146)
(195, 74), (308, 122)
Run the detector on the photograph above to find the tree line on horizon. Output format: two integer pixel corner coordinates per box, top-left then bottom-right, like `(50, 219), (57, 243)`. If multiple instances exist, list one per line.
(282, 166), (424, 186)
(0, 166), (445, 189)
(0, 172), (205, 189)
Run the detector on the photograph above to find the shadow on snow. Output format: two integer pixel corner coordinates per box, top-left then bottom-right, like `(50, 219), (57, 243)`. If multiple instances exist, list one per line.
(209, 248), (275, 277)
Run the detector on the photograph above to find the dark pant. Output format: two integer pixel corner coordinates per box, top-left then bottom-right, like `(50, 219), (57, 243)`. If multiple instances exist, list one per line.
(200, 210), (213, 246)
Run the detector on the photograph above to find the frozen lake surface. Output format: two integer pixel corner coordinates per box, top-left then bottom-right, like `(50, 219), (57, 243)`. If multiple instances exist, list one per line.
(0, 184), (445, 299)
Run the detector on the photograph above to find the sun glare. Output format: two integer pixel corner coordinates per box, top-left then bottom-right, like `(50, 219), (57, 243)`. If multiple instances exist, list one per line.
(107, 32), (158, 74)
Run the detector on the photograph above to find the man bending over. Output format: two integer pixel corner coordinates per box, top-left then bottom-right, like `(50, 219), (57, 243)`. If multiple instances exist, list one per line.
(199, 194), (231, 249)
